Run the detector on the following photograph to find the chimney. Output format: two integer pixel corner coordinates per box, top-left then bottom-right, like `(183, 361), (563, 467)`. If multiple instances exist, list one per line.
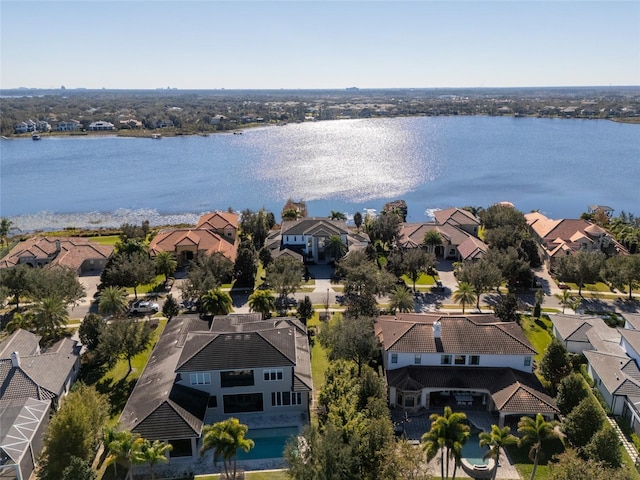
(10, 351), (20, 368)
(433, 321), (441, 339)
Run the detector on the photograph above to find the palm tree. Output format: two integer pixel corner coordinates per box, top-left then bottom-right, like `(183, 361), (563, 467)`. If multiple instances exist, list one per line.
(517, 413), (559, 480)
(329, 210), (347, 221)
(0, 217), (18, 246)
(421, 406), (470, 480)
(32, 296), (69, 339)
(326, 234), (347, 261)
(453, 282), (476, 314)
(155, 251), (177, 282)
(4, 312), (33, 334)
(423, 230), (443, 255)
(200, 418), (255, 480)
(248, 289), (276, 319)
(282, 208), (301, 221)
(555, 290), (572, 314)
(104, 427), (141, 477)
(389, 285), (415, 313)
(479, 425), (518, 480)
(99, 286), (129, 317)
(201, 288), (233, 316)
(132, 439), (172, 480)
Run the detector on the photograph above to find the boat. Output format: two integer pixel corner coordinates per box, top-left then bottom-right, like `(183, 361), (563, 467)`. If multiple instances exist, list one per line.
(32, 133), (41, 140)
(233, 131), (243, 135)
(151, 133), (162, 139)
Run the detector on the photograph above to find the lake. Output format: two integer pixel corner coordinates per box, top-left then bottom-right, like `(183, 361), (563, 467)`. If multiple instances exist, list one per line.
(1, 116), (638, 231)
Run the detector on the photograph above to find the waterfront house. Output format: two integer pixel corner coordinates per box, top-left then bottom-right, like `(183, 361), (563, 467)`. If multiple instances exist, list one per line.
(525, 212), (628, 269)
(375, 313), (558, 426)
(149, 211), (239, 266)
(119, 313), (311, 462)
(398, 207), (486, 260)
(268, 217), (370, 264)
(88, 120), (115, 131)
(0, 236), (114, 274)
(55, 119), (81, 131)
(14, 120), (36, 134)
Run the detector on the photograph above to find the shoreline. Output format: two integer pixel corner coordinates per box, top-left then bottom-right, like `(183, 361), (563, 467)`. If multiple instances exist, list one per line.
(3, 113), (638, 141)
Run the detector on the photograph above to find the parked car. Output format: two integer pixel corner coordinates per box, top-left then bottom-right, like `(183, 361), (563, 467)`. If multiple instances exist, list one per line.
(129, 300), (160, 315)
(558, 283), (570, 290)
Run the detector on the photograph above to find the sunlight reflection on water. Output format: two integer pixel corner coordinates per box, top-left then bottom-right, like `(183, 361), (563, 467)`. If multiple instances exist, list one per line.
(248, 119), (438, 202)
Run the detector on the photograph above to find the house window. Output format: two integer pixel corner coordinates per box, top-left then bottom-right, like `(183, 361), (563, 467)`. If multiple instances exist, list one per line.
(221, 370), (254, 388)
(190, 373), (211, 385)
(441, 355), (452, 365)
(524, 356), (532, 367)
(263, 369), (283, 381)
(454, 355), (466, 365)
(470, 355), (480, 365)
(272, 391), (302, 406)
(208, 395), (217, 408)
(391, 354), (398, 364)
(414, 354), (421, 365)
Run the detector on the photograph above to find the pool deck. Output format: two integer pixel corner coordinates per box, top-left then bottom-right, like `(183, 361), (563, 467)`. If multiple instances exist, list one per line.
(392, 408), (521, 480)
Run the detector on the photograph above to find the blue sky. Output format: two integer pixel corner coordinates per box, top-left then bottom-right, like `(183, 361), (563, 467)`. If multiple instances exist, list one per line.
(1, 1), (639, 89)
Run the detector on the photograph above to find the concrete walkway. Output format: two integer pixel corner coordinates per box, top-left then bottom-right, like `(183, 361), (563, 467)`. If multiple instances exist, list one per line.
(607, 416), (639, 464)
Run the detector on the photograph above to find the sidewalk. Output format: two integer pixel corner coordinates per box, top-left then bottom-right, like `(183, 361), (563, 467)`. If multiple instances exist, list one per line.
(607, 417), (639, 464)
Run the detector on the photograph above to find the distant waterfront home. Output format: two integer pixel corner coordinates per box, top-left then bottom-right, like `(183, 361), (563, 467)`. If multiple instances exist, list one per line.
(525, 212), (628, 269)
(149, 211), (239, 266)
(0, 236), (114, 274)
(88, 120), (115, 131)
(119, 118), (143, 129)
(375, 314), (558, 426)
(267, 217), (370, 264)
(398, 207), (486, 261)
(55, 119), (81, 131)
(156, 119), (175, 128)
(119, 313), (311, 463)
(14, 120), (37, 133)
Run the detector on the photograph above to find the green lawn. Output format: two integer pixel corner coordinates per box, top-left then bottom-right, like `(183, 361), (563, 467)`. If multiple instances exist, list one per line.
(88, 235), (121, 246)
(124, 274), (166, 295)
(400, 273), (437, 287)
(519, 315), (553, 364)
(561, 281), (613, 293)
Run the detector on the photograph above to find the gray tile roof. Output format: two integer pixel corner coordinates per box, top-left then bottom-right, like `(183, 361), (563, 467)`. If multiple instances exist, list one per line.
(281, 218), (349, 236)
(0, 331), (79, 406)
(120, 313), (312, 439)
(583, 350), (640, 397)
(620, 328), (640, 358)
(376, 314), (536, 355)
(0, 329), (41, 358)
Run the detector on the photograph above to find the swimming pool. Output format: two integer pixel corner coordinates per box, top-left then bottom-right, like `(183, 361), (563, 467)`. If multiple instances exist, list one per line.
(462, 430), (489, 465)
(237, 426), (300, 460)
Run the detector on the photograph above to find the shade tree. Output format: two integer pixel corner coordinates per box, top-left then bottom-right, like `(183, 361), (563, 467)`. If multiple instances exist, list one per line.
(266, 255), (305, 300)
(555, 250), (606, 295)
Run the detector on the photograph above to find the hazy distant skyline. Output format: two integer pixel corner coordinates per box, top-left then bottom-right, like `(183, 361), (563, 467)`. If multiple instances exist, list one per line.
(2, 1), (639, 90)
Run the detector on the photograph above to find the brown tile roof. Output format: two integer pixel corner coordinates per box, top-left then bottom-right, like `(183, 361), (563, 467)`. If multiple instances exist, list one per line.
(376, 314), (536, 355)
(387, 366), (558, 415)
(0, 236), (113, 271)
(434, 208), (480, 228)
(457, 236), (488, 261)
(196, 211), (239, 231)
(149, 228), (238, 262)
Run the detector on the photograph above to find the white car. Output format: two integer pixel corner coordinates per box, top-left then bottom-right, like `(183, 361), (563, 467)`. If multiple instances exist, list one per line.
(129, 300), (160, 315)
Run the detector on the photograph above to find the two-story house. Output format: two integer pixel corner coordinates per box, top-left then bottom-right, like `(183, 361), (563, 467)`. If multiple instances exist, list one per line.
(149, 212), (239, 267)
(375, 314), (558, 427)
(119, 313), (311, 464)
(525, 212), (628, 269)
(267, 217), (370, 264)
(398, 207), (487, 261)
